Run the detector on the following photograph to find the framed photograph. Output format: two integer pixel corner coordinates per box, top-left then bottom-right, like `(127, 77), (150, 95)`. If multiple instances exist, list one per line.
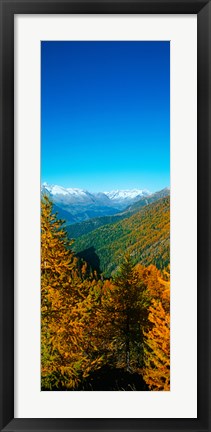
(0, 0), (210, 431)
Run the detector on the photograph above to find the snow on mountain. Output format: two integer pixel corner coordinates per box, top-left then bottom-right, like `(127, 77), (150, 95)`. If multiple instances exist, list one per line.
(43, 183), (87, 197)
(42, 183), (69, 196)
(42, 183), (97, 204)
(41, 183), (122, 223)
(42, 183), (151, 204)
(104, 189), (150, 201)
(41, 183), (152, 212)
(41, 183), (164, 224)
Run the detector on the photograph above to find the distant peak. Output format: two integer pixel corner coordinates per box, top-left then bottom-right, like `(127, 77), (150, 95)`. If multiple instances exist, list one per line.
(104, 189), (151, 201)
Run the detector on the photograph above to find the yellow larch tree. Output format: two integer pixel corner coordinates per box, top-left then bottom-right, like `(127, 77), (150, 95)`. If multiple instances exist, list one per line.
(41, 195), (103, 389)
(142, 276), (170, 391)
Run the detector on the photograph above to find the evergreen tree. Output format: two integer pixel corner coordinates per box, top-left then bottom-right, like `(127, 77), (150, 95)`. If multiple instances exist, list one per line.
(109, 254), (148, 371)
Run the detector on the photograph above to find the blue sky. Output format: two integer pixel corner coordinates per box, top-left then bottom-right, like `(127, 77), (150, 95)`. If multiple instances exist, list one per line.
(41, 41), (170, 193)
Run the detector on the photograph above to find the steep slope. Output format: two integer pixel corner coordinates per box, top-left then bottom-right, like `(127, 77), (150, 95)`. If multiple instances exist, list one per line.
(72, 196), (170, 277)
(66, 214), (125, 239)
(67, 188), (170, 238)
(126, 187), (170, 212)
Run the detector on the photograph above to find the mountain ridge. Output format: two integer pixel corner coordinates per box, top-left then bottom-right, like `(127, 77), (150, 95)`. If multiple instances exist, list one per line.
(72, 195), (170, 277)
(66, 187), (170, 239)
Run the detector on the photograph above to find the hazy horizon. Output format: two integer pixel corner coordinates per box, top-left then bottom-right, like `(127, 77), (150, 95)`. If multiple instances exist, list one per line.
(42, 181), (170, 195)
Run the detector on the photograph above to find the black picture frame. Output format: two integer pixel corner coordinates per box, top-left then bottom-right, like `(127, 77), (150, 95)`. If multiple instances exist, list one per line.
(0, 0), (210, 431)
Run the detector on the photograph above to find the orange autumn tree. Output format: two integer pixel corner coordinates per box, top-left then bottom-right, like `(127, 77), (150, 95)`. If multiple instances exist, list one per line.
(135, 264), (168, 306)
(142, 275), (170, 391)
(86, 278), (120, 367)
(41, 195), (103, 389)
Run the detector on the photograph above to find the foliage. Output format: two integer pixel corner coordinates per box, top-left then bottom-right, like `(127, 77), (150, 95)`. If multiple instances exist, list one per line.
(142, 276), (170, 390)
(73, 197), (170, 277)
(41, 195), (170, 391)
(41, 195), (104, 389)
(66, 214), (125, 239)
(66, 188), (170, 239)
(107, 255), (148, 371)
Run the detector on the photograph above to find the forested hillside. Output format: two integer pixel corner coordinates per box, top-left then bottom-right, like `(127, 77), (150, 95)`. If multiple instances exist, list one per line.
(72, 196), (170, 277)
(41, 195), (170, 391)
(66, 214), (125, 239)
(66, 188), (170, 238)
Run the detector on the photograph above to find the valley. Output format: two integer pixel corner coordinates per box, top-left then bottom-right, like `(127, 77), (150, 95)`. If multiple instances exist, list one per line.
(41, 183), (170, 278)
(73, 195), (170, 277)
(41, 183), (151, 224)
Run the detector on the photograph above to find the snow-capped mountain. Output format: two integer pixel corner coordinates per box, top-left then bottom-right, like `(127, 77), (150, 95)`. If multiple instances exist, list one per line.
(42, 183), (105, 205)
(41, 183), (152, 224)
(42, 183), (150, 204)
(104, 189), (150, 202)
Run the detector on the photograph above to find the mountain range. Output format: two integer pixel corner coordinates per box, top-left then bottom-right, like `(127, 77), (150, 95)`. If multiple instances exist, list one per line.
(66, 187), (170, 239)
(41, 183), (170, 277)
(41, 183), (151, 224)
